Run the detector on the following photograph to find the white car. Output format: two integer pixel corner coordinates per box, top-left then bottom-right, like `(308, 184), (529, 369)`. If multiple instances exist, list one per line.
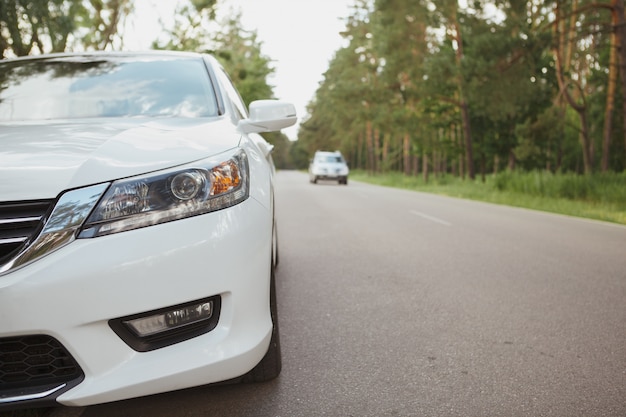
(0, 51), (296, 410)
(309, 151), (349, 185)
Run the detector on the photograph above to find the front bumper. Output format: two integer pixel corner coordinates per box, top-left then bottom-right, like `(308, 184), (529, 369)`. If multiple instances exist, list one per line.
(310, 169), (349, 180)
(314, 174), (348, 180)
(0, 198), (273, 408)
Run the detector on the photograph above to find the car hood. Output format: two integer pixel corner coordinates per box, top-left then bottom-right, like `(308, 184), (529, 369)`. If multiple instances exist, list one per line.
(0, 118), (241, 201)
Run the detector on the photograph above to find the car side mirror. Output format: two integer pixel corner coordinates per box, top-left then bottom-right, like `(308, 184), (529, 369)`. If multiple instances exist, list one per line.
(238, 100), (297, 133)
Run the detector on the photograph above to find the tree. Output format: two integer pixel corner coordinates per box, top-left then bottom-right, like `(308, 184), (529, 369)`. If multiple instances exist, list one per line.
(0, 0), (133, 57)
(152, 0), (218, 52)
(77, 0), (133, 51)
(210, 13), (274, 105)
(152, 4), (273, 106)
(615, 0), (626, 167)
(373, 0), (430, 176)
(602, 0), (626, 171)
(296, 0), (625, 174)
(439, 0), (475, 179)
(299, 0), (379, 169)
(1, 0), (80, 56)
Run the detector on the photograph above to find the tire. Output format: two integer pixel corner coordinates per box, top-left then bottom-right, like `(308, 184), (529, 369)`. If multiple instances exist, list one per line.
(272, 220), (279, 269)
(312, 176), (318, 184)
(242, 265), (281, 382)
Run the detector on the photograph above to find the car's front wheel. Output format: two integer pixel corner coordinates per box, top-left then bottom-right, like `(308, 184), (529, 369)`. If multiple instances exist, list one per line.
(242, 265), (281, 382)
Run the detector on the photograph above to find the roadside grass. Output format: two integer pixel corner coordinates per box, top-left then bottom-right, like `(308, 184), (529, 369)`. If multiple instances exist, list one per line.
(350, 170), (626, 226)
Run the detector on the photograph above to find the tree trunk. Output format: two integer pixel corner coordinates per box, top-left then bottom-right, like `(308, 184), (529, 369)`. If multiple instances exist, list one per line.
(382, 133), (390, 173)
(612, 0), (626, 163)
(459, 143), (465, 179)
(3, 1), (31, 56)
(403, 133), (411, 176)
(460, 102), (475, 179)
(373, 128), (380, 173)
(450, 5), (475, 180)
(602, 2), (619, 172)
(366, 121), (375, 174)
(480, 152), (486, 183)
(357, 132), (364, 170)
(439, 151), (448, 174)
(508, 149), (516, 171)
(553, 1), (594, 174)
(579, 110), (593, 173)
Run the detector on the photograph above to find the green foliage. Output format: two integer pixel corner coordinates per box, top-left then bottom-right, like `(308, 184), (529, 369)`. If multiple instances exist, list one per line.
(0, 0), (133, 56)
(210, 14), (274, 106)
(492, 171), (626, 205)
(151, 5), (274, 107)
(151, 0), (217, 52)
(287, 138), (312, 170)
(299, 0), (377, 164)
(0, 0), (79, 56)
(301, 0), (626, 177)
(78, 0), (134, 50)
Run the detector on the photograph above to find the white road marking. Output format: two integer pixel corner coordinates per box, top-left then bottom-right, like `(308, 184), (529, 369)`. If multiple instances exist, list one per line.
(410, 210), (452, 226)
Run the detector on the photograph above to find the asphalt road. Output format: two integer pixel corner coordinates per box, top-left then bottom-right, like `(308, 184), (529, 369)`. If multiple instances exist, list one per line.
(41, 170), (626, 416)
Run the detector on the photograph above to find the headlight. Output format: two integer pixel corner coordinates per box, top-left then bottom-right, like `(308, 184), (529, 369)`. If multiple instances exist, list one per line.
(79, 148), (249, 238)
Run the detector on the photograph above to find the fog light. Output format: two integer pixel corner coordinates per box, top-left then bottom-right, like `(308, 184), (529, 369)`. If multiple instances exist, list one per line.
(109, 296), (221, 352)
(125, 301), (213, 337)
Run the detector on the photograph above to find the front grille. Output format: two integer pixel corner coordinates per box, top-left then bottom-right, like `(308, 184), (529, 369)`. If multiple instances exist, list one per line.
(0, 200), (53, 265)
(0, 335), (83, 390)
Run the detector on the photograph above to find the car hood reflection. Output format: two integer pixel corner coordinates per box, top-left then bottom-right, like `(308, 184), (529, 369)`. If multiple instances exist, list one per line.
(0, 117), (241, 200)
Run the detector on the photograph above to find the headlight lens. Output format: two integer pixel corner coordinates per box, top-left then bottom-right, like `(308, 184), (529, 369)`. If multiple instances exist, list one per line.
(79, 148), (249, 238)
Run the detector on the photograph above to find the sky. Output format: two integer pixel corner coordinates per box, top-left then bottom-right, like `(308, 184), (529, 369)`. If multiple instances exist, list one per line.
(125, 0), (355, 139)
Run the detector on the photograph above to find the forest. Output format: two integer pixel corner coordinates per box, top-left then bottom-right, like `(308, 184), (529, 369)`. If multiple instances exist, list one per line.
(2, 0), (626, 180)
(295, 0), (626, 180)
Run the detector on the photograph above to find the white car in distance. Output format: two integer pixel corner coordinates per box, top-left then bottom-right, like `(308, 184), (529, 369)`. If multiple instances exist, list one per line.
(309, 151), (349, 185)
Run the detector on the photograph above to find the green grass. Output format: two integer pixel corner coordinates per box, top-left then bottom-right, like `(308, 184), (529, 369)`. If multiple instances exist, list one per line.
(350, 170), (626, 225)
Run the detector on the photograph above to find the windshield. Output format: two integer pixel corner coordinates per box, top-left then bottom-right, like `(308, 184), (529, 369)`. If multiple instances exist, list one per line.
(0, 56), (219, 121)
(316, 155), (344, 163)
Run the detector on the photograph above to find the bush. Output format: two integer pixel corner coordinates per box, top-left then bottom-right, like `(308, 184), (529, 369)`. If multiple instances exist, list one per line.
(490, 171), (626, 204)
